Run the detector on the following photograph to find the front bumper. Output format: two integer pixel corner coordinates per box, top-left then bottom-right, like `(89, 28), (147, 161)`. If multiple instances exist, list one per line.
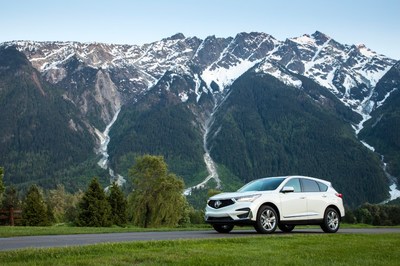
(205, 202), (257, 225)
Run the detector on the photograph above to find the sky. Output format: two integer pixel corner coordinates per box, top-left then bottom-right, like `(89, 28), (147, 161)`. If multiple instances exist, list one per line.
(1, 0), (399, 59)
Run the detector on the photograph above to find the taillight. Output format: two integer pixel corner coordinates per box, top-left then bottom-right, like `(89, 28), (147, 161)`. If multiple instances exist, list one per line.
(335, 193), (343, 198)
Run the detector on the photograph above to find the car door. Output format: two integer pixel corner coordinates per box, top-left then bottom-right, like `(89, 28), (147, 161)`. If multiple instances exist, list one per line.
(300, 178), (326, 220)
(279, 178), (308, 221)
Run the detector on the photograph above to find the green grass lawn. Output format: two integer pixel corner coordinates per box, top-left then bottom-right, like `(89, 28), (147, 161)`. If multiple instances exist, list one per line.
(0, 233), (399, 265)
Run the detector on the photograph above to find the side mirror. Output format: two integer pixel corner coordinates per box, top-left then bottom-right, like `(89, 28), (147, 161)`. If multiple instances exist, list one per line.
(281, 186), (295, 193)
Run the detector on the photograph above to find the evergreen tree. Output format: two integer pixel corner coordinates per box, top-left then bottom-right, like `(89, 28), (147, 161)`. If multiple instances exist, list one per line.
(107, 182), (128, 226)
(128, 155), (187, 228)
(76, 177), (112, 227)
(1, 185), (20, 210)
(1, 185), (21, 225)
(22, 185), (49, 226)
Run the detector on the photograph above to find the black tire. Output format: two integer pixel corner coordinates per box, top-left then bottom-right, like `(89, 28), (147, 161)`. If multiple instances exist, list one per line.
(278, 224), (295, 233)
(320, 207), (340, 233)
(254, 205), (278, 234)
(212, 224), (234, 233)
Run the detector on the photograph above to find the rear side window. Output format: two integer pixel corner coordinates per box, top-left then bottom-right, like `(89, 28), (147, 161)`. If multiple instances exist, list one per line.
(317, 181), (328, 192)
(301, 179), (320, 192)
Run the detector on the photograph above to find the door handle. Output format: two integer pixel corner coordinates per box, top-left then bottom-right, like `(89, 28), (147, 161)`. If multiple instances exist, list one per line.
(322, 195), (327, 198)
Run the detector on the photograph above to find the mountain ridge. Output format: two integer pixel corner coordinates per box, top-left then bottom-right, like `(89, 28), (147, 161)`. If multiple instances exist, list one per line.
(0, 31), (399, 206)
(4, 30), (395, 119)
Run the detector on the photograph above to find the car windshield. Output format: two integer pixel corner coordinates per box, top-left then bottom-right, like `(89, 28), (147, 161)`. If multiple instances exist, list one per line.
(238, 177), (286, 192)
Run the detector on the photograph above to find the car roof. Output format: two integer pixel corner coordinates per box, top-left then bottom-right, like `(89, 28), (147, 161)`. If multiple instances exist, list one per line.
(260, 175), (331, 186)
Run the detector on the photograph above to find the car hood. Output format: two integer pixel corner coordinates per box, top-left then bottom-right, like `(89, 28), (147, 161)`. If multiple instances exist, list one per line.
(210, 191), (272, 200)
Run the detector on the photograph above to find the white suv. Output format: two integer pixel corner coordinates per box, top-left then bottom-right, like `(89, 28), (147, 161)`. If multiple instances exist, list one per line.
(205, 176), (345, 233)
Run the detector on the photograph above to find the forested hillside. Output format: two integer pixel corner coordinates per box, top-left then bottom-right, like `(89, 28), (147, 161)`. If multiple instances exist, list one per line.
(359, 61), (400, 181)
(108, 71), (210, 187)
(0, 34), (398, 208)
(107, 66), (390, 206)
(0, 47), (99, 190)
(208, 70), (389, 206)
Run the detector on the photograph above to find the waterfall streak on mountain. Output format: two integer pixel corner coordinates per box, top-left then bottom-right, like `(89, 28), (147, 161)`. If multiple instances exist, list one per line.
(97, 109), (121, 169)
(96, 109), (126, 187)
(184, 104), (222, 195)
(356, 99), (400, 200)
(382, 158), (400, 202)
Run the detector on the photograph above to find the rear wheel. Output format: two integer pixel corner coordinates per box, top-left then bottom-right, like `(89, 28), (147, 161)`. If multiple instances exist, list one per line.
(320, 207), (340, 233)
(254, 205), (278, 234)
(278, 224), (295, 233)
(212, 224), (234, 233)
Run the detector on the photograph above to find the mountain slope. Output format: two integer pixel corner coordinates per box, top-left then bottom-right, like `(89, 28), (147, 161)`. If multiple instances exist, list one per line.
(359, 61), (400, 181)
(207, 67), (388, 206)
(0, 47), (98, 189)
(0, 32), (398, 206)
(108, 60), (390, 206)
(108, 69), (212, 186)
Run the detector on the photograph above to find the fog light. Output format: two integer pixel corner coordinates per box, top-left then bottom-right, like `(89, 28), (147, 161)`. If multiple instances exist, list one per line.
(236, 208), (251, 219)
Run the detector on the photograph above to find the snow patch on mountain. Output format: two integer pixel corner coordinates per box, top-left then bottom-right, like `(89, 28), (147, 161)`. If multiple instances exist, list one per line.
(201, 59), (259, 91)
(179, 91), (189, 102)
(193, 74), (206, 102)
(376, 88), (398, 108)
(357, 44), (376, 58)
(255, 60), (302, 88)
(360, 141), (375, 151)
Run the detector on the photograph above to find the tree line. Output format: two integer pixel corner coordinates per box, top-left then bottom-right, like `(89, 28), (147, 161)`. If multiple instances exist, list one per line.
(343, 203), (400, 226)
(3, 160), (400, 227)
(0, 156), (204, 227)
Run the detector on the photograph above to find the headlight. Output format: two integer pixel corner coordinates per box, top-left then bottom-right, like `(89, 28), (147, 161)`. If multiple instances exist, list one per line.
(234, 194), (261, 202)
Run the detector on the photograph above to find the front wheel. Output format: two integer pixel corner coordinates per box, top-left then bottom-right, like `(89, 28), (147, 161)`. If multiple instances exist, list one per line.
(212, 224), (234, 233)
(320, 207), (340, 233)
(254, 205), (278, 234)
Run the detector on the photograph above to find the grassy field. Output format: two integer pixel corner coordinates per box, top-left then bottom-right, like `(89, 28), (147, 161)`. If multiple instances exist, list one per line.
(0, 233), (399, 265)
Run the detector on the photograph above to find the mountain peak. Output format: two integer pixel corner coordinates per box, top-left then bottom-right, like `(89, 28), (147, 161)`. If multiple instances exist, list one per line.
(164, 33), (186, 41)
(289, 34), (315, 46)
(355, 43), (377, 57)
(289, 31), (330, 46)
(312, 31), (330, 41)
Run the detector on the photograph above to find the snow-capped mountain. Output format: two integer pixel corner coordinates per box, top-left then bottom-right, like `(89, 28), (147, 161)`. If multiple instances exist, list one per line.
(6, 31), (395, 118)
(1, 31), (398, 206)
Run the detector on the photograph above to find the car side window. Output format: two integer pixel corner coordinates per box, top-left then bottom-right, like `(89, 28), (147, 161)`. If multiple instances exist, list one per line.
(301, 179), (320, 192)
(317, 181), (328, 192)
(284, 178), (301, 192)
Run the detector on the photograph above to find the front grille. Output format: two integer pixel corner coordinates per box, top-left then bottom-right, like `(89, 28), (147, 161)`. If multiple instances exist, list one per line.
(208, 199), (235, 209)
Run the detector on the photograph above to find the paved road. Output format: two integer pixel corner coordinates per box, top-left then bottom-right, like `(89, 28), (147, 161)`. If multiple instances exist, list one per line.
(1, 228), (400, 251)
